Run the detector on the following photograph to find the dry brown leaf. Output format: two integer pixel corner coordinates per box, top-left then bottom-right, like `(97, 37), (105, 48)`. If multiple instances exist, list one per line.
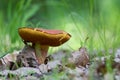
(67, 47), (89, 68)
(0, 51), (19, 67)
(11, 45), (38, 70)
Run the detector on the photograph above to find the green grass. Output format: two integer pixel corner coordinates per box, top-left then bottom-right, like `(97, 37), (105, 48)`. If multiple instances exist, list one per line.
(0, 0), (40, 56)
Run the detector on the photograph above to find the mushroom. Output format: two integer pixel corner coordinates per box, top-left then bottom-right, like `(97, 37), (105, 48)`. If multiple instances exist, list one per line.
(18, 27), (71, 64)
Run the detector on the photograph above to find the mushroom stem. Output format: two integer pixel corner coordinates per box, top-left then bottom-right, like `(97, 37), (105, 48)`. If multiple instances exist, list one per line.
(34, 43), (49, 64)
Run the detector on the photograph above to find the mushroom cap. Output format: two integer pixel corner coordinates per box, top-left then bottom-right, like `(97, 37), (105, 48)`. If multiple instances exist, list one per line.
(18, 27), (71, 46)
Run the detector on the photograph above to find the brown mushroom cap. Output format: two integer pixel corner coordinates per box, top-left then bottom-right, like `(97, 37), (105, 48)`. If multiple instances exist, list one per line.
(18, 27), (71, 46)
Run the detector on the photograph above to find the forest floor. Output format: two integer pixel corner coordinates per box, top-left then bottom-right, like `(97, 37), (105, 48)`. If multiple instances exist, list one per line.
(0, 45), (120, 80)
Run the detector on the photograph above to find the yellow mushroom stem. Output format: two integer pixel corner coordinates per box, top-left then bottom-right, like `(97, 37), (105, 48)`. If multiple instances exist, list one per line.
(34, 43), (49, 64)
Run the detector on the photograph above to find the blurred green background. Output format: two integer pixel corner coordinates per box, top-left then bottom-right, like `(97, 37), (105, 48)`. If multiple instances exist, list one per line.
(0, 0), (120, 57)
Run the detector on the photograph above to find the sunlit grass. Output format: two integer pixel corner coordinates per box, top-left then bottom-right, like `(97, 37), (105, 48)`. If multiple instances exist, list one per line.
(0, 0), (119, 60)
(0, 0), (40, 55)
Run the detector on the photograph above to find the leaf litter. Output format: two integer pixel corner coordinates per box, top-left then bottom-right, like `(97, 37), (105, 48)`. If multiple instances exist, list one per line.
(0, 45), (120, 80)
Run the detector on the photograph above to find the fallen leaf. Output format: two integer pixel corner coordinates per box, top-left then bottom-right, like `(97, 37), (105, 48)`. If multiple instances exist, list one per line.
(11, 45), (38, 70)
(67, 47), (89, 68)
